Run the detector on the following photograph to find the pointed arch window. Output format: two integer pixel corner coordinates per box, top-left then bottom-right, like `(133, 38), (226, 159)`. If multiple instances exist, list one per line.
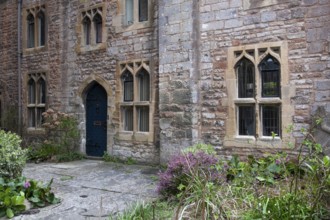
(28, 74), (47, 129)
(259, 56), (280, 98)
(83, 16), (91, 45)
(233, 51), (282, 138)
(119, 61), (152, 134)
(236, 58), (255, 98)
(37, 11), (46, 46)
(28, 79), (36, 104)
(27, 14), (35, 48)
(137, 69), (150, 101)
(122, 71), (134, 102)
(93, 13), (102, 43)
(26, 6), (47, 49)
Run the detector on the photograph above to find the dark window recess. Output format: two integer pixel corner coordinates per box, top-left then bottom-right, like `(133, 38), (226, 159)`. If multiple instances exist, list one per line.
(138, 0), (148, 22)
(83, 17), (91, 45)
(93, 14), (102, 43)
(138, 106), (149, 132)
(28, 108), (36, 127)
(137, 69), (150, 101)
(27, 14), (35, 48)
(37, 11), (45, 46)
(259, 56), (280, 97)
(122, 71), (134, 101)
(28, 79), (35, 104)
(236, 58), (255, 98)
(37, 78), (46, 104)
(238, 105), (255, 136)
(123, 107), (133, 131)
(262, 105), (280, 136)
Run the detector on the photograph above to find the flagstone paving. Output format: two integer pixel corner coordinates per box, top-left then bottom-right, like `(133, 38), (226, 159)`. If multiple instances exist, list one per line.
(13, 160), (159, 220)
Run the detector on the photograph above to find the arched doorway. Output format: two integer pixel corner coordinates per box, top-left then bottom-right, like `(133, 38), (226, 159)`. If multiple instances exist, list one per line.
(86, 83), (107, 157)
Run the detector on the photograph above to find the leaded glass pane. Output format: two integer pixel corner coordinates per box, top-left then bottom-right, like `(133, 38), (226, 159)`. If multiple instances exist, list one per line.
(126, 0), (134, 25)
(37, 78), (46, 104)
(262, 105), (280, 136)
(259, 56), (280, 97)
(94, 14), (102, 43)
(138, 106), (149, 132)
(37, 107), (45, 127)
(27, 14), (35, 48)
(122, 71), (133, 101)
(238, 105), (255, 136)
(28, 108), (35, 127)
(38, 12), (45, 46)
(83, 17), (91, 45)
(123, 107), (133, 131)
(138, 69), (150, 101)
(139, 0), (148, 22)
(236, 58), (255, 98)
(28, 79), (35, 104)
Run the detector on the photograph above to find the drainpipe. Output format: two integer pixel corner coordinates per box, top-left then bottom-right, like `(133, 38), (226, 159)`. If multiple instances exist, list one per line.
(18, 0), (22, 135)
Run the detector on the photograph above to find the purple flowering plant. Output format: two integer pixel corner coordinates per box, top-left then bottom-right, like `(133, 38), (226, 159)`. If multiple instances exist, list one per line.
(157, 150), (225, 199)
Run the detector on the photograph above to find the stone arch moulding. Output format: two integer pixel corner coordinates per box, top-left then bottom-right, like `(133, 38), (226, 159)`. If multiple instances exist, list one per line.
(76, 74), (115, 157)
(78, 74), (112, 100)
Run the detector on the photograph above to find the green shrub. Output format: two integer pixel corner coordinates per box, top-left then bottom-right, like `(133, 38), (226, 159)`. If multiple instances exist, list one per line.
(0, 130), (27, 179)
(0, 176), (60, 218)
(112, 200), (174, 220)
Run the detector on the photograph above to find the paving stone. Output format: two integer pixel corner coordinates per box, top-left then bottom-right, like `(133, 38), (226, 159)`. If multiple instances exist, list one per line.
(14, 160), (158, 220)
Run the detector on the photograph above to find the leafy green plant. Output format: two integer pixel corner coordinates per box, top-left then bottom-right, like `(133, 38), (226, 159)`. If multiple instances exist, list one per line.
(125, 157), (136, 165)
(42, 109), (79, 153)
(111, 200), (174, 220)
(0, 177), (60, 218)
(56, 152), (84, 162)
(28, 109), (81, 163)
(24, 178), (60, 207)
(103, 152), (120, 163)
(0, 130), (28, 179)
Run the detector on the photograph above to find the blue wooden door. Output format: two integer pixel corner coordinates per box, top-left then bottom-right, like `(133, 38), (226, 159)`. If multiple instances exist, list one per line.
(86, 84), (107, 157)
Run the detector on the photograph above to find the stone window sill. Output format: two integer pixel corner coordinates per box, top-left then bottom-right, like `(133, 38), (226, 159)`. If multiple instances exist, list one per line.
(117, 131), (153, 142)
(78, 42), (107, 54)
(27, 128), (46, 135)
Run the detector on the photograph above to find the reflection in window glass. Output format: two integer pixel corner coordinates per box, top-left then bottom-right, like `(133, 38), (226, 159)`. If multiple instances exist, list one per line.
(238, 105), (255, 136)
(123, 107), (133, 131)
(37, 12), (45, 46)
(122, 71), (134, 101)
(126, 0), (134, 25)
(236, 58), (255, 98)
(94, 14), (102, 43)
(137, 69), (150, 101)
(139, 0), (148, 22)
(138, 107), (149, 132)
(260, 56), (280, 97)
(262, 105), (280, 137)
(83, 17), (91, 45)
(27, 14), (35, 48)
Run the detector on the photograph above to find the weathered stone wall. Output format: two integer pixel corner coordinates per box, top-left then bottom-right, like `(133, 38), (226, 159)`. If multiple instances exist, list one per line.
(158, 0), (330, 161)
(9, 0), (159, 163)
(199, 0), (330, 157)
(0, 0), (19, 132)
(158, 0), (203, 163)
(1, 0), (329, 164)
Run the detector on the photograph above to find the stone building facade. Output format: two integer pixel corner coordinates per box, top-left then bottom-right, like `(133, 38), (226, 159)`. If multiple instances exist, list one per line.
(0, 0), (329, 164)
